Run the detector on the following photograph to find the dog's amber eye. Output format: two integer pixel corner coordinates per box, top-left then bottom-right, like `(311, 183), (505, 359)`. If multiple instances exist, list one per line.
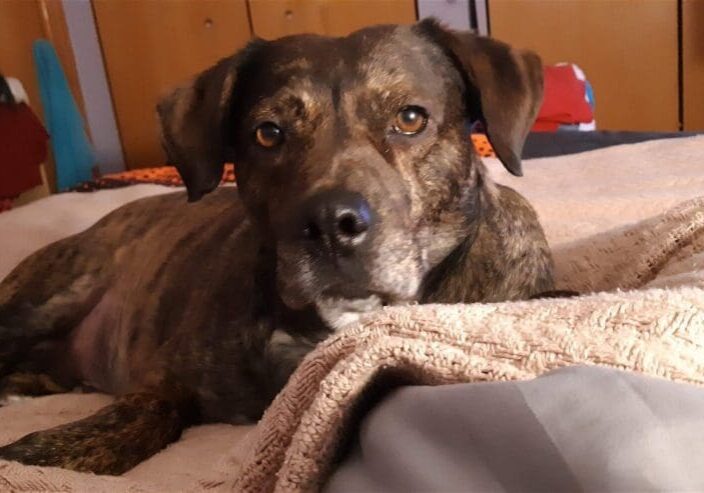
(254, 122), (283, 148)
(394, 106), (428, 135)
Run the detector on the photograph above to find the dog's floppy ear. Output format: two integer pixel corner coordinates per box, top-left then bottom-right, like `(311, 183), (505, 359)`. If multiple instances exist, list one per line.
(157, 41), (262, 201)
(417, 19), (543, 176)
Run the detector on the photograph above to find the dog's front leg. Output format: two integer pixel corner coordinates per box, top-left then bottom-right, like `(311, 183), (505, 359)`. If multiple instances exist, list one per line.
(0, 391), (192, 474)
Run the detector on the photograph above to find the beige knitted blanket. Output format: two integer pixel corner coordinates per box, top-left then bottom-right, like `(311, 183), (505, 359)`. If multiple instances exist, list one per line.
(1, 136), (703, 491)
(234, 200), (704, 492)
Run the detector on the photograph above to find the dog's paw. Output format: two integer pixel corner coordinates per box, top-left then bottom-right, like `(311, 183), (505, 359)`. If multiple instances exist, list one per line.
(0, 429), (116, 473)
(0, 393), (186, 474)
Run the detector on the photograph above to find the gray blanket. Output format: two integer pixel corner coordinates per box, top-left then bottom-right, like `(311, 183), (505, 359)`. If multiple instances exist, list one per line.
(326, 366), (704, 492)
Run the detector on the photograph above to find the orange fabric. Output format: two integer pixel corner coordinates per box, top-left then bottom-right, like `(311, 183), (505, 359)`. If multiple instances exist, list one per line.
(471, 133), (496, 157)
(71, 164), (236, 192)
(106, 163), (236, 185)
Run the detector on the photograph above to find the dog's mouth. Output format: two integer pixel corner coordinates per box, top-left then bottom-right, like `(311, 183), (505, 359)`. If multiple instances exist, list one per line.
(314, 290), (395, 331)
(312, 279), (421, 330)
(276, 243), (424, 330)
(315, 293), (381, 328)
(279, 276), (407, 330)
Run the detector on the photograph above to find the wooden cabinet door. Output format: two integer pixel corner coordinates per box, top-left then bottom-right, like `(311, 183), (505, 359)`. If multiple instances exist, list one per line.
(683, 0), (704, 130)
(490, 0), (679, 131)
(93, 0), (252, 169)
(248, 0), (417, 39)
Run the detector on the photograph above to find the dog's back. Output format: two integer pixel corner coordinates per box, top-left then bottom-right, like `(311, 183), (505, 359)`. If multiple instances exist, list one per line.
(1, 189), (255, 393)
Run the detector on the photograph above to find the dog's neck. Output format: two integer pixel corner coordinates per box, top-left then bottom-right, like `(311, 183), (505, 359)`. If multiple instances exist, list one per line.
(419, 174), (500, 304)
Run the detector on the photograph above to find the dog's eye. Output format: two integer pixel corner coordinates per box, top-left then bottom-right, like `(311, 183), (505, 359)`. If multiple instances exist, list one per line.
(254, 122), (283, 148)
(393, 106), (428, 135)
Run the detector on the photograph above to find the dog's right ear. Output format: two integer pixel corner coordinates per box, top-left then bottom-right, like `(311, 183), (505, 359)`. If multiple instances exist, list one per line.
(157, 41), (262, 202)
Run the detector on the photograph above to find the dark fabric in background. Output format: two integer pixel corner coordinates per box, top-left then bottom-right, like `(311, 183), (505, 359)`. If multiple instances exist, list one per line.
(523, 131), (700, 159)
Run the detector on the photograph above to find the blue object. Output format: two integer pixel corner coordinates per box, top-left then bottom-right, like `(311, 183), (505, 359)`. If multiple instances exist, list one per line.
(584, 80), (596, 111)
(33, 39), (95, 190)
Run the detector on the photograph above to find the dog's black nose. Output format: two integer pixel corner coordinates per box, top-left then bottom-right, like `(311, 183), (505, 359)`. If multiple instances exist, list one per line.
(301, 190), (373, 253)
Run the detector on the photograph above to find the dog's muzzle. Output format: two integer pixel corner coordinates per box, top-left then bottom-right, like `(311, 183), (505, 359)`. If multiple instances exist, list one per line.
(278, 188), (418, 327)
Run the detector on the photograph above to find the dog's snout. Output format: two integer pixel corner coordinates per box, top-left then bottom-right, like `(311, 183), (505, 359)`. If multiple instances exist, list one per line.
(301, 190), (373, 252)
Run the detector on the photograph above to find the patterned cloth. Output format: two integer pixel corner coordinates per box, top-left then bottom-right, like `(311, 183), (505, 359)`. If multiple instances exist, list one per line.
(70, 164), (237, 192)
(471, 133), (495, 158)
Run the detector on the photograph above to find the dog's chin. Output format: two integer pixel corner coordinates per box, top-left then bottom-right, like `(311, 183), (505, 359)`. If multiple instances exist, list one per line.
(277, 257), (423, 329)
(278, 280), (409, 331)
(314, 294), (386, 331)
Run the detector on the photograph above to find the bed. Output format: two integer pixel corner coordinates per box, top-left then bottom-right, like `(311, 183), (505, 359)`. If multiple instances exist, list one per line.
(1, 133), (703, 491)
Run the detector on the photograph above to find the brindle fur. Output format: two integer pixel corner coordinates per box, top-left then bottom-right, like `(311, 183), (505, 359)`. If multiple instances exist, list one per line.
(0, 19), (553, 474)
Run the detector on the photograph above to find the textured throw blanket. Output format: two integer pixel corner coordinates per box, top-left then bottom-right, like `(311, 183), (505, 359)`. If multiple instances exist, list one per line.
(1, 136), (704, 491)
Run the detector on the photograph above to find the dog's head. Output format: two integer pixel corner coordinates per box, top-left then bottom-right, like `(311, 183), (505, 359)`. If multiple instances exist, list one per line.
(157, 19), (542, 328)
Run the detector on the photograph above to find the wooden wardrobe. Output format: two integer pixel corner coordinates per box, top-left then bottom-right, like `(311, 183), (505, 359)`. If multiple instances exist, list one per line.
(490, 0), (703, 133)
(7, 1), (701, 172)
(92, 0), (416, 169)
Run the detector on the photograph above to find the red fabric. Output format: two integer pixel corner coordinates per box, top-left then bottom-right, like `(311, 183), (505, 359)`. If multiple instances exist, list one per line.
(0, 103), (49, 197)
(0, 198), (12, 213)
(532, 65), (594, 132)
(531, 120), (561, 132)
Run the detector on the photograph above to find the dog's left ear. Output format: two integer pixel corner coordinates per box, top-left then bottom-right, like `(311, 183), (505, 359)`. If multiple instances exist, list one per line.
(157, 41), (262, 201)
(416, 19), (543, 176)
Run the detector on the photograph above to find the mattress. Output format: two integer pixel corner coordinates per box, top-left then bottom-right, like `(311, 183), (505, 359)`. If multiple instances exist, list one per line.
(1, 135), (703, 491)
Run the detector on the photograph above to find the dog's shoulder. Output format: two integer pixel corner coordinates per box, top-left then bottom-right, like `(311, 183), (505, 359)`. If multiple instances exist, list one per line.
(476, 183), (554, 299)
(488, 184), (541, 229)
(423, 182), (554, 304)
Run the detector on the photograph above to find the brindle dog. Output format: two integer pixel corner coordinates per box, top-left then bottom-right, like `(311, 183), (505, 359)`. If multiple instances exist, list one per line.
(0, 19), (553, 474)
